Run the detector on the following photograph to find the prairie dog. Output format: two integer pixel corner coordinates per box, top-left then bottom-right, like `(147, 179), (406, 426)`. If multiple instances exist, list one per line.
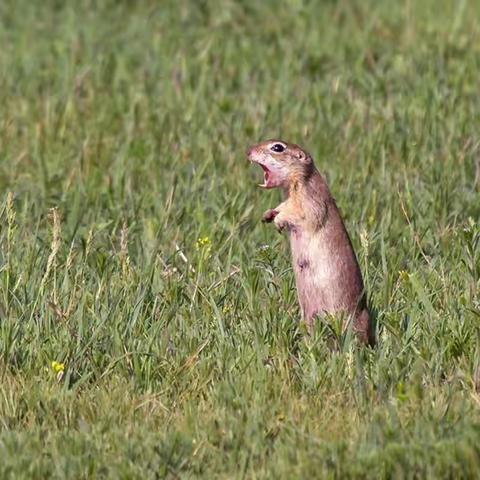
(247, 139), (373, 345)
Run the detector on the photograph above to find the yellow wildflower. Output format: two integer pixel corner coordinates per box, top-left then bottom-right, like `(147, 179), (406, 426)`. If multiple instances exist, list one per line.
(195, 236), (211, 248)
(51, 360), (65, 374)
(398, 270), (410, 282)
(195, 236), (212, 255)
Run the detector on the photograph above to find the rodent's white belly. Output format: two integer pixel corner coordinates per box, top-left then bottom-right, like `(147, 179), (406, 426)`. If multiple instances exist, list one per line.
(291, 231), (337, 280)
(289, 230), (344, 315)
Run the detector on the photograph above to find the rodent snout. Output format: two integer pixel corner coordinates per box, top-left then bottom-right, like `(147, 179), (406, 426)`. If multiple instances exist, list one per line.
(246, 146), (255, 159)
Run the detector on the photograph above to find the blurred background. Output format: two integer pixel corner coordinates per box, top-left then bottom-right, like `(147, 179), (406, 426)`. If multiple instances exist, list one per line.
(1, 0), (479, 477)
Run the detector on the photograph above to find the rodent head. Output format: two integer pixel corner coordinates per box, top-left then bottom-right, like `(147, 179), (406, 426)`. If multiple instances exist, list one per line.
(246, 139), (313, 189)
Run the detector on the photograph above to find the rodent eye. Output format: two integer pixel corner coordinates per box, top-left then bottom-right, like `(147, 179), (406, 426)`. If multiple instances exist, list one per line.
(271, 143), (286, 153)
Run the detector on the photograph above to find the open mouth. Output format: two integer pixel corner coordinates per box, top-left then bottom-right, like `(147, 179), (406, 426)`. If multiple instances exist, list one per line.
(247, 148), (280, 189)
(259, 164), (271, 188)
(251, 162), (278, 189)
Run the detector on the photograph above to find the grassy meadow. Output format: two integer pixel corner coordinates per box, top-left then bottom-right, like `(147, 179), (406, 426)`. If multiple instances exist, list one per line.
(1, 0), (480, 477)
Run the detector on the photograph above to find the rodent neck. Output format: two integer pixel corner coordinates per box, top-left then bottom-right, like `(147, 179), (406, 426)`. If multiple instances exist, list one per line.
(286, 167), (328, 201)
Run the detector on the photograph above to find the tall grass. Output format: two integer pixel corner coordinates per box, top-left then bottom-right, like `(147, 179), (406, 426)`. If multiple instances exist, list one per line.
(0, 0), (479, 477)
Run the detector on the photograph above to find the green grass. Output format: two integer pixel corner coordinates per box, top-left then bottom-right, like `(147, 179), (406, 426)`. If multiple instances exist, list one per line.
(1, 0), (480, 478)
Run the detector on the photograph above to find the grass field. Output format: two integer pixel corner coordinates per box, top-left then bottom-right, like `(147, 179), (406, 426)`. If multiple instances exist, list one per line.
(1, 0), (480, 478)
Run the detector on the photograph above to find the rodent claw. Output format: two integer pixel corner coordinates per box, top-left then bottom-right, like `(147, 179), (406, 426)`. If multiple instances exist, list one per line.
(262, 209), (278, 223)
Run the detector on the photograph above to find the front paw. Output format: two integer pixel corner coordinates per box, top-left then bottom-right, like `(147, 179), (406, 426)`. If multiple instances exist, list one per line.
(262, 209), (279, 223)
(274, 214), (295, 233)
(273, 215), (288, 232)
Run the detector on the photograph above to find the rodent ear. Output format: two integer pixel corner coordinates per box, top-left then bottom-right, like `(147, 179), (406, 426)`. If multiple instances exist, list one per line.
(295, 150), (311, 163)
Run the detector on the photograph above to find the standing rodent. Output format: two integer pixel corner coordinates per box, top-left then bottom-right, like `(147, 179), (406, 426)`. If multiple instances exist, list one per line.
(247, 139), (374, 346)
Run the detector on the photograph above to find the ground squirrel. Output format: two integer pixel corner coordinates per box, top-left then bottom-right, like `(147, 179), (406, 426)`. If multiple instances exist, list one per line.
(247, 139), (374, 345)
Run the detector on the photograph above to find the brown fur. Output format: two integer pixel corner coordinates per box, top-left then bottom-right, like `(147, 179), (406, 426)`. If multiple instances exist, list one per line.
(247, 139), (374, 345)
